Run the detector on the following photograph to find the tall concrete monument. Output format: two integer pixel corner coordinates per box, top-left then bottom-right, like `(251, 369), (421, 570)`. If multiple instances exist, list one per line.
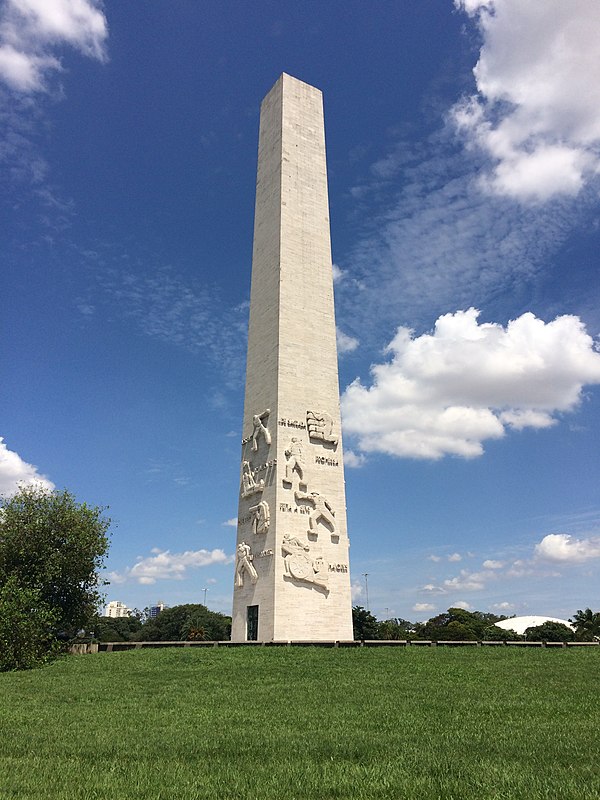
(231, 74), (353, 642)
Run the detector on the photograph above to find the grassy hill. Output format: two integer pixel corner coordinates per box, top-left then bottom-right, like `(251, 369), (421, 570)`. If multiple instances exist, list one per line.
(1, 647), (598, 799)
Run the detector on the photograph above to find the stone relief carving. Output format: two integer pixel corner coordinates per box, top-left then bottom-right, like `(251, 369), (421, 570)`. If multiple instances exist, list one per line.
(294, 490), (336, 537)
(251, 408), (271, 452)
(281, 534), (328, 590)
(307, 410), (338, 446)
(282, 437), (306, 487)
(235, 541), (258, 587)
(241, 460), (264, 498)
(249, 500), (270, 535)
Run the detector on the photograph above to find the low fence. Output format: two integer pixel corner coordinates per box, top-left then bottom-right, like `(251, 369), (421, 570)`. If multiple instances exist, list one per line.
(96, 639), (599, 652)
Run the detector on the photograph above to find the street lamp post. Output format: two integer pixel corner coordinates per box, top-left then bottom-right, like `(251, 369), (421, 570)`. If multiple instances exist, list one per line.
(362, 573), (370, 611)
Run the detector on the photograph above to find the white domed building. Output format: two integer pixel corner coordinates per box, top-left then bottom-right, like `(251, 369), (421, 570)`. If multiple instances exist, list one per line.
(495, 615), (573, 635)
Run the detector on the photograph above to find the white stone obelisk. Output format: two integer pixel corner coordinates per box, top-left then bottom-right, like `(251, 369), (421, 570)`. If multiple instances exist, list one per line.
(231, 74), (353, 642)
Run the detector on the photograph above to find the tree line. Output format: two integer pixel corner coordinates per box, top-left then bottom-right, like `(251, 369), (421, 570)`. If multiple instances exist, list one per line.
(352, 606), (600, 643)
(94, 604), (231, 643)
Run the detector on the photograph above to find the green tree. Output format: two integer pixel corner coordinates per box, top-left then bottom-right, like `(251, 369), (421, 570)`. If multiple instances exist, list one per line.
(378, 618), (415, 640)
(0, 577), (59, 670)
(481, 624), (522, 641)
(418, 608), (507, 641)
(569, 608), (600, 641)
(93, 615), (143, 642)
(134, 604), (231, 642)
(352, 606), (379, 640)
(0, 485), (111, 650)
(525, 622), (575, 642)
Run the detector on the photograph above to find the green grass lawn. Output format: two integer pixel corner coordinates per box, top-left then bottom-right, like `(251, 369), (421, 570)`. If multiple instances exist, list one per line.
(0, 647), (598, 799)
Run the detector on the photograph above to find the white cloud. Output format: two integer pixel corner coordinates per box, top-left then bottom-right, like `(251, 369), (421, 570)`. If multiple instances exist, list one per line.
(448, 553), (462, 562)
(341, 309), (600, 460)
(443, 571), (486, 592)
(452, 601), (472, 610)
(108, 548), (233, 585)
(420, 583), (446, 595)
(483, 559), (504, 569)
(336, 327), (359, 354)
(427, 554), (441, 562)
(351, 581), (364, 601)
(343, 449), (366, 469)
(222, 518), (237, 527)
(492, 601), (515, 612)
(454, 1), (600, 201)
(0, 437), (54, 496)
(0, 0), (107, 92)
(413, 603), (435, 613)
(535, 533), (600, 564)
(332, 263), (345, 283)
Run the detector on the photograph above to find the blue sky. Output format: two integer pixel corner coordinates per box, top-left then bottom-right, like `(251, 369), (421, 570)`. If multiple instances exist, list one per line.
(2, 0), (600, 622)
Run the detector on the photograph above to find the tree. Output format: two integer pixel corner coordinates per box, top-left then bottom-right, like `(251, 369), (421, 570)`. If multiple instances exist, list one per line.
(378, 617), (415, 640)
(93, 614), (143, 643)
(569, 608), (600, 641)
(525, 622), (575, 642)
(0, 485), (111, 660)
(481, 625), (522, 641)
(418, 608), (507, 641)
(0, 577), (59, 670)
(352, 606), (379, 640)
(133, 604), (231, 642)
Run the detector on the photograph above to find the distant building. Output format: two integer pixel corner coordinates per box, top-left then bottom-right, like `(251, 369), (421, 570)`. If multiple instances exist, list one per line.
(149, 601), (168, 618)
(105, 600), (131, 618)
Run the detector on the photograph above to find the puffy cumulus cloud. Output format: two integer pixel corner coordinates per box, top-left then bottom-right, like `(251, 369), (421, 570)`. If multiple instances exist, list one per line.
(454, 1), (600, 201)
(483, 559), (504, 569)
(0, 437), (54, 496)
(492, 601), (515, 612)
(535, 533), (600, 563)
(452, 601), (472, 610)
(0, 0), (108, 92)
(336, 327), (359, 355)
(413, 603), (435, 613)
(448, 553), (462, 562)
(427, 554), (442, 563)
(222, 518), (237, 527)
(109, 547), (233, 585)
(443, 571), (486, 592)
(341, 309), (600, 460)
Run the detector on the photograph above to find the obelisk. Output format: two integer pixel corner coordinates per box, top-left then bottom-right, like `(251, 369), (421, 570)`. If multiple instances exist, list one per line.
(231, 74), (353, 642)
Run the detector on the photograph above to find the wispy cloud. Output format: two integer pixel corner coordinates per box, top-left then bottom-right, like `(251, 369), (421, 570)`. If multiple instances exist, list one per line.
(89, 261), (249, 384)
(107, 547), (233, 585)
(335, 3), (600, 346)
(342, 309), (600, 460)
(0, 0), (108, 93)
(0, 436), (54, 496)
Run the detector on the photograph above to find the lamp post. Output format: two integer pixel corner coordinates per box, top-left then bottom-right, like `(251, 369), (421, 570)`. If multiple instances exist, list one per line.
(362, 573), (370, 611)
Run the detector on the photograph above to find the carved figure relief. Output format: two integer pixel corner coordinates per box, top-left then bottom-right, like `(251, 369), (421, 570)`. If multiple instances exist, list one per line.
(235, 541), (258, 587)
(241, 460), (264, 498)
(249, 500), (270, 535)
(307, 410), (338, 446)
(294, 490), (336, 537)
(251, 409), (271, 452)
(281, 534), (328, 590)
(283, 438), (306, 487)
